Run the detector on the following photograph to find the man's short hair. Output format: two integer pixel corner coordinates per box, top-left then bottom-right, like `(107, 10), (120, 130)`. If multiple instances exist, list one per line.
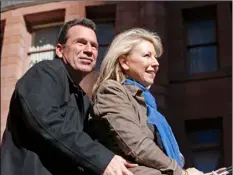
(57, 18), (96, 45)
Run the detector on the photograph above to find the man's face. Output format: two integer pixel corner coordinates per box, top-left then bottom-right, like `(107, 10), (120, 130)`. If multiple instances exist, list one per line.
(57, 25), (98, 73)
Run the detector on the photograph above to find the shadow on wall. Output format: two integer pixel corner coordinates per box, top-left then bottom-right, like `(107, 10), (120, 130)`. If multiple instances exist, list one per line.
(0, 20), (6, 59)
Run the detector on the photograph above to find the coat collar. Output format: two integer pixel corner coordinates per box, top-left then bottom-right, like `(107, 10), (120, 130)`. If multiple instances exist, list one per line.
(123, 83), (143, 97)
(57, 58), (83, 92)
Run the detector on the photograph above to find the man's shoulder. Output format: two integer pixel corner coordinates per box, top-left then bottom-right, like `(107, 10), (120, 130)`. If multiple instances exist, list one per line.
(17, 59), (67, 87)
(27, 59), (66, 77)
(33, 58), (64, 72)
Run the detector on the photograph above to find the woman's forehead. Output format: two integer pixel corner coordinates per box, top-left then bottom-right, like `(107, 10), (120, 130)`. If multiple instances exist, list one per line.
(131, 40), (156, 53)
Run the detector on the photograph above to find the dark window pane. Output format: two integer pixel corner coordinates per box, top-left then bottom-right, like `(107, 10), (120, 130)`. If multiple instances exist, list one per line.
(96, 23), (114, 45)
(188, 129), (221, 145)
(193, 149), (221, 173)
(186, 20), (216, 46)
(188, 46), (218, 74)
(95, 46), (108, 71)
(185, 118), (223, 172)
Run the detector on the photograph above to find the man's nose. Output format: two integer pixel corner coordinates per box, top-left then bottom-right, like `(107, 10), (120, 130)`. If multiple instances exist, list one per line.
(83, 43), (93, 56)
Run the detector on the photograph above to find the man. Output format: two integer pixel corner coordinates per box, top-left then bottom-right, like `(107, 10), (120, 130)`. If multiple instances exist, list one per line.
(1, 18), (137, 175)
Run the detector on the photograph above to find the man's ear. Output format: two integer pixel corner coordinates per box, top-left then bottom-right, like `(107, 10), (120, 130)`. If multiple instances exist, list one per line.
(119, 55), (129, 71)
(55, 43), (63, 58)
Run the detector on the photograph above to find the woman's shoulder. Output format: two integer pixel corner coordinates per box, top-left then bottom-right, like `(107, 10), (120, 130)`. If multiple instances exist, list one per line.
(98, 79), (125, 92)
(93, 79), (130, 101)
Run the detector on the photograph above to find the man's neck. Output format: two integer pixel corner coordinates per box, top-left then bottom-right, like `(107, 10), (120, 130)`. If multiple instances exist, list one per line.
(66, 65), (86, 87)
(64, 63), (97, 98)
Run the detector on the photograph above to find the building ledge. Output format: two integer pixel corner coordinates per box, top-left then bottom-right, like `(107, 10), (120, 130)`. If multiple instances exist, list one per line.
(1, 0), (65, 13)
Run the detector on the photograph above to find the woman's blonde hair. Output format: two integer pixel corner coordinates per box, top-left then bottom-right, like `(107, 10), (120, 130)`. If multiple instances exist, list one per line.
(92, 28), (163, 96)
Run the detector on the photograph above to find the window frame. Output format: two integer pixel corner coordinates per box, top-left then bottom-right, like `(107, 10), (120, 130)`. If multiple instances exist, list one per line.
(86, 4), (116, 71)
(24, 9), (65, 67)
(27, 22), (63, 67)
(94, 19), (115, 71)
(183, 5), (219, 76)
(28, 22), (63, 56)
(185, 117), (224, 170)
(95, 18), (115, 49)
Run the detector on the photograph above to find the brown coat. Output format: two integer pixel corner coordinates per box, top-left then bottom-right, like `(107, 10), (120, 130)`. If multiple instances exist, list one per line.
(89, 79), (184, 175)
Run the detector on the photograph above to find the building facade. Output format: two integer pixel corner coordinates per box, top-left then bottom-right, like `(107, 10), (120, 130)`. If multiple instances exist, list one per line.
(1, 0), (232, 172)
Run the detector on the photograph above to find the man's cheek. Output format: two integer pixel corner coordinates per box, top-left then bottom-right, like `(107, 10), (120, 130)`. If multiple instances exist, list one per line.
(93, 51), (98, 59)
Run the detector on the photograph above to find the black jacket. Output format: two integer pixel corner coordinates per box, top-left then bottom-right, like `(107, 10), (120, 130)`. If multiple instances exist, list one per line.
(1, 59), (114, 175)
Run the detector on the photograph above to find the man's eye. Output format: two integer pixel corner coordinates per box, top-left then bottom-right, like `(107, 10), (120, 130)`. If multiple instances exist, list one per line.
(76, 39), (87, 45)
(78, 41), (85, 45)
(92, 45), (98, 49)
(74, 40), (83, 44)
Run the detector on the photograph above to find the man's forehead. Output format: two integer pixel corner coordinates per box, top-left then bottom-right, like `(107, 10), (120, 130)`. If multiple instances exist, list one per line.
(67, 25), (97, 42)
(68, 25), (96, 36)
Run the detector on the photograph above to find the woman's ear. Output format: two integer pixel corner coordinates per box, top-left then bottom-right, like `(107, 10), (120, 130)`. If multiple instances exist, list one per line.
(55, 43), (64, 58)
(119, 55), (129, 71)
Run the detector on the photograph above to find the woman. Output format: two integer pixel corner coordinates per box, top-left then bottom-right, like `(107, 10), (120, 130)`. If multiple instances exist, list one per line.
(88, 28), (227, 175)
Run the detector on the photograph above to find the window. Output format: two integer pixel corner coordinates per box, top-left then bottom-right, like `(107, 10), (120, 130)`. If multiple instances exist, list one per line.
(86, 5), (115, 71)
(28, 23), (62, 67)
(95, 22), (115, 71)
(185, 118), (223, 173)
(24, 9), (65, 67)
(183, 5), (218, 75)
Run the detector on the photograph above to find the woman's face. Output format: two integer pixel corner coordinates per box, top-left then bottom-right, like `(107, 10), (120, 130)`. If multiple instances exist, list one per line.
(120, 40), (159, 87)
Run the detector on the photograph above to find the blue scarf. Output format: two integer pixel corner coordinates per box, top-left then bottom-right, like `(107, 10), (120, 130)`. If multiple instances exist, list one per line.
(124, 78), (183, 167)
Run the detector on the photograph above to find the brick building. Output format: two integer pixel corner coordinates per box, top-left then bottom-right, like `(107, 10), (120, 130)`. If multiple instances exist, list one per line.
(1, 0), (232, 172)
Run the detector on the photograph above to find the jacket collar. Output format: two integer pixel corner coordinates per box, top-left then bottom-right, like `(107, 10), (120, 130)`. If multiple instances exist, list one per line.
(123, 83), (143, 97)
(57, 58), (82, 92)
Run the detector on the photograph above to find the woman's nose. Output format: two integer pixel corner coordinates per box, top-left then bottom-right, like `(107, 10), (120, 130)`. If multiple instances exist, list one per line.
(152, 57), (159, 66)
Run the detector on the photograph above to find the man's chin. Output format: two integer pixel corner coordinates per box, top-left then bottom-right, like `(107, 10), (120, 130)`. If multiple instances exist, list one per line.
(78, 66), (94, 74)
